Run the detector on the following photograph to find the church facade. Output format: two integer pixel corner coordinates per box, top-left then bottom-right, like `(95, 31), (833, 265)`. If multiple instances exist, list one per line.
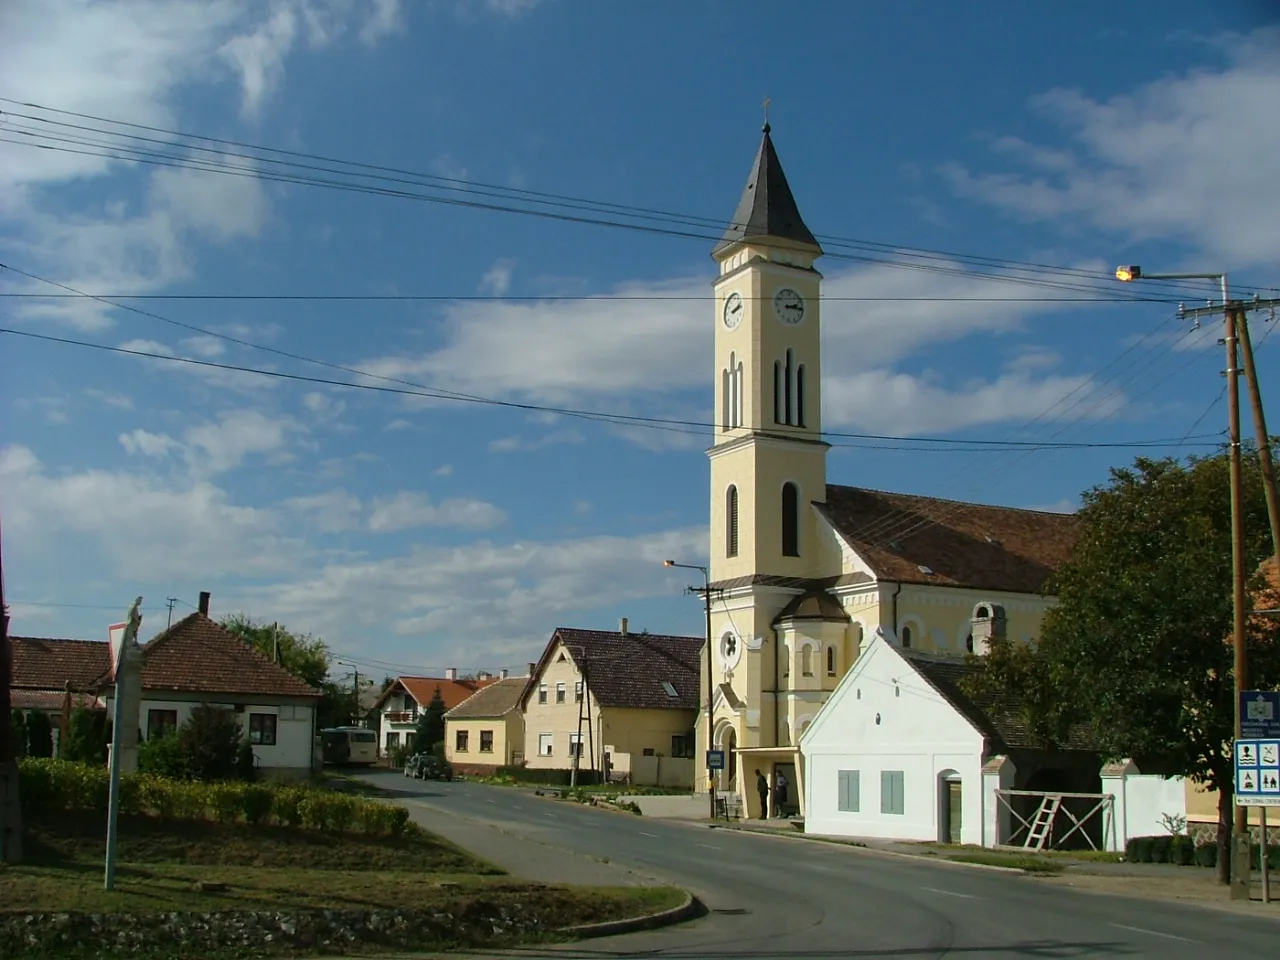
(699, 124), (1080, 818)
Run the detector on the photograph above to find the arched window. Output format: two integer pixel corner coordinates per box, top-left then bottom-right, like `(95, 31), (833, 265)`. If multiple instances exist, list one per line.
(781, 482), (799, 557)
(721, 368), (730, 431)
(784, 349), (794, 424)
(826, 646), (836, 676)
(965, 634), (974, 653)
(901, 625), (913, 649)
(801, 645), (813, 676)
(735, 356), (744, 427)
(796, 364), (805, 428)
(773, 361), (782, 424)
(726, 485), (739, 558)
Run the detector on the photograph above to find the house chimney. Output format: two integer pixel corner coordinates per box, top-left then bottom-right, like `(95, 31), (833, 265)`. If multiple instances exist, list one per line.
(968, 602), (1007, 656)
(445, 667), (457, 681)
(198, 591), (211, 616)
(619, 617), (628, 636)
(477, 670), (491, 681)
(527, 661), (536, 677)
(499, 668), (509, 680)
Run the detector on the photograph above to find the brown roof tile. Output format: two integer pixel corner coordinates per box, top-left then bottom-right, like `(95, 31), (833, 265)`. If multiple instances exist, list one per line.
(10, 637), (111, 691)
(528, 627), (703, 711)
(445, 678), (528, 719)
(129, 613), (321, 699)
(379, 676), (497, 712)
(11, 689), (105, 712)
(818, 485), (1078, 595)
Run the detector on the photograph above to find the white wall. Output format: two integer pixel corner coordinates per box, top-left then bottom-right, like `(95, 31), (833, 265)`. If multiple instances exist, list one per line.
(114, 695), (316, 771)
(801, 635), (986, 844)
(1102, 764), (1189, 851)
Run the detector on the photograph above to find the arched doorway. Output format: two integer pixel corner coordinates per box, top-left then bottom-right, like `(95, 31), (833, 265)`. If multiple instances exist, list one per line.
(938, 770), (962, 844)
(716, 724), (738, 792)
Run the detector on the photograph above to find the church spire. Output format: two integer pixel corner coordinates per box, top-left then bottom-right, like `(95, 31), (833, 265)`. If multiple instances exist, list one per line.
(714, 124), (821, 257)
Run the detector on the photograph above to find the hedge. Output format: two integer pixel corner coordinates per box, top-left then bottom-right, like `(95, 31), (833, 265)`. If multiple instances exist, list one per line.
(18, 759), (412, 838)
(495, 766), (603, 786)
(1125, 833), (1230, 868)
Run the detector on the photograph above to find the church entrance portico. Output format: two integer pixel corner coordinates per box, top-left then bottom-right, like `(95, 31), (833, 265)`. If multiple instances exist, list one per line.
(738, 746), (804, 820)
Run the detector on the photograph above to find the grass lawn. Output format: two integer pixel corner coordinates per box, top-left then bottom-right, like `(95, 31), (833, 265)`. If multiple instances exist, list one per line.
(0, 813), (685, 959)
(944, 851), (1066, 874)
(904, 841), (1119, 872)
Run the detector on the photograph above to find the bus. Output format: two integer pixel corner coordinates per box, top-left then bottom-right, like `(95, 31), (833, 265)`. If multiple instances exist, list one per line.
(320, 726), (379, 766)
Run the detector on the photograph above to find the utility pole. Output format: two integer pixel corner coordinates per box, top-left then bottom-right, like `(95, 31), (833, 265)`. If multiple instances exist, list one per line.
(1179, 292), (1280, 897)
(0, 509), (21, 864)
(165, 597), (178, 629)
(664, 560), (722, 820)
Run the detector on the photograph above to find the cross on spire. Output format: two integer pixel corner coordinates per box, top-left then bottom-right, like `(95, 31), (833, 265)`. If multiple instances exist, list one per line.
(762, 97), (771, 132)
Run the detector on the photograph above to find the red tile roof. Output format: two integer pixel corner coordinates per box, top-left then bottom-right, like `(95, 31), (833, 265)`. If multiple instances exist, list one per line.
(378, 676), (498, 713)
(445, 677), (529, 719)
(10, 637), (111, 691)
(11, 690), (105, 712)
(126, 613), (321, 699)
(818, 485), (1079, 595)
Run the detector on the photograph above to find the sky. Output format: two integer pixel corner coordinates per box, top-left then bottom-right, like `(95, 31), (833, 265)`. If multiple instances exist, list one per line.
(3, 1), (1280, 680)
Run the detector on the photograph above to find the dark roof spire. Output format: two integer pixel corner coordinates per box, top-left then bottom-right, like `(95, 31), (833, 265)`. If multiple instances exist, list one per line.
(714, 123), (820, 257)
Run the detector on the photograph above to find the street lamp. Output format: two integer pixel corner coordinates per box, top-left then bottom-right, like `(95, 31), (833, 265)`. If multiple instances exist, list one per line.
(1118, 264), (1251, 893)
(336, 660), (362, 727)
(664, 559), (717, 819)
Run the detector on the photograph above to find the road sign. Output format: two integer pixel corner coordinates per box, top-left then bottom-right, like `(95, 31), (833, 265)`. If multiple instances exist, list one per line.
(1235, 737), (1280, 806)
(1241, 690), (1280, 738)
(706, 750), (725, 771)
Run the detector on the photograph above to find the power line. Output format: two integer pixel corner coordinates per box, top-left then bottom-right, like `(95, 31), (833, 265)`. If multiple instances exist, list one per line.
(0, 292), (1185, 304)
(2, 99), (1267, 302)
(0, 325), (1225, 453)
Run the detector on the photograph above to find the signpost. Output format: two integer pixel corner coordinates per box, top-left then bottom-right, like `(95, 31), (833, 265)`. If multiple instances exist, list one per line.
(706, 750), (725, 771)
(104, 598), (143, 892)
(1235, 690), (1280, 904)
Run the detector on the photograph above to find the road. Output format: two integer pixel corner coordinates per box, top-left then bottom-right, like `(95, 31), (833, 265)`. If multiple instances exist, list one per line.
(361, 772), (1277, 958)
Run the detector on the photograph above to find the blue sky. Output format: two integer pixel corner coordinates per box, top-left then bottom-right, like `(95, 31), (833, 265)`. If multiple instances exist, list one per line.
(3, 1), (1279, 678)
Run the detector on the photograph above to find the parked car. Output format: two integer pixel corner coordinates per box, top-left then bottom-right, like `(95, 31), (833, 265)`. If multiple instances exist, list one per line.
(403, 753), (454, 781)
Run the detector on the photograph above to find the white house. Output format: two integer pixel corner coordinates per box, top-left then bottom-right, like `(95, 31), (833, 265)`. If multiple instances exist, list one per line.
(801, 607), (1104, 848)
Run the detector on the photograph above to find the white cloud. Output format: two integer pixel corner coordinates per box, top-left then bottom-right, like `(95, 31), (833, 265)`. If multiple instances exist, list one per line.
(119, 428), (183, 459)
(1, 443), (305, 580)
(383, 418), (414, 432)
(283, 488), (364, 533)
(942, 26), (1280, 267)
(180, 334), (228, 359)
(433, 463), (454, 476)
(303, 390), (346, 419)
(219, 4), (299, 119)
(241, 523), (706, 660)
(367, 491), (507, 533)
(488, 429), (584, 453)
(118, 409), (299, 474)
(479, 258), (516, 296)
(573, 500), (593, 515)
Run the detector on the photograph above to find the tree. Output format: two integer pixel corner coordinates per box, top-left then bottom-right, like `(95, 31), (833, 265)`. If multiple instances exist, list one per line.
(411, 686), (446, 755)
(10, 710), (28, 759)
(964, 449), (1280, 882)
(178, 704), (244, 781)
(60, 707), (107, 764)
(25, 710), (53, 759)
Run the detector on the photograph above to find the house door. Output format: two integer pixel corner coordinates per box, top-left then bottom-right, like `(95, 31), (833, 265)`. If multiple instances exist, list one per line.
(945, 780), (962, 844)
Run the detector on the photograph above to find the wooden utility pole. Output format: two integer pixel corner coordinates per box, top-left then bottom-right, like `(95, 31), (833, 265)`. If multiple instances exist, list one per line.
(1238, 311), (1280, 569)
(0, 511), (23, 864)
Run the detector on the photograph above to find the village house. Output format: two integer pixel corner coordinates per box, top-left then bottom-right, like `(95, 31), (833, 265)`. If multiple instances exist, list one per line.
(11, 592), (321, 777)
(443, 676), (529, 774)
(373, 670), (500, 757)
(521, 621), (702, 787)
(696, 123), (1081, 822)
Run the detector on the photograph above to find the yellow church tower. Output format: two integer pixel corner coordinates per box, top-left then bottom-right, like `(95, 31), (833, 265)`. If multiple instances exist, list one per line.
(699, 121), (833, 811)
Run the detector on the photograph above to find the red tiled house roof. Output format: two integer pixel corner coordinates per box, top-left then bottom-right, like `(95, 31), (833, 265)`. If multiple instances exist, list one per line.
(10, 637), (111, 692)
(525, 627), (703, 711)
(817, 485), (1080, 595)
(375, 676), (498, 713)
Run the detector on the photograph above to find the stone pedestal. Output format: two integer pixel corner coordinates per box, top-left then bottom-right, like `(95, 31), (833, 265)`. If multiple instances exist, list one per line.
(1231, 831), (1252, 900)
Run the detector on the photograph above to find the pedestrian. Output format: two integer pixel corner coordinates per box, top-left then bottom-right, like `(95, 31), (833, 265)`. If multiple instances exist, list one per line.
(774, 770), (789, 817)
(755, 768), (769, 819)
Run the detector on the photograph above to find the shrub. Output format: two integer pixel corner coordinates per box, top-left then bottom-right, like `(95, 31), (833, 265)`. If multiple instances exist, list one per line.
(1194, 841), (1218, 868)
(356, 799), (411, 836)
(241, 784), (274, 825)
(388, 743), (411, 768)
(208, 782), (245, 824)
(1169, 834), (1196, 866)
(1125, 836), (1154, 863)
(178, 705), (243, 781)
(495, 766), (602, 786)
(273, 786), (307, 827)
(138, 731), (189, 779)
(26, 710), (54, 759)
(1149, 834), (1173, 863)
(60, 707), (106, 764)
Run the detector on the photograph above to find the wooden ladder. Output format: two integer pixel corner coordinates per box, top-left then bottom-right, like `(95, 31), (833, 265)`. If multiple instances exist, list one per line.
(1024, 795), (1062, 851)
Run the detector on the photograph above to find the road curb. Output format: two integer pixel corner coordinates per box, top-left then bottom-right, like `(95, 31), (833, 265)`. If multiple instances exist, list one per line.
(706, 823), (1026, 874)
(560, 890), (705, 939)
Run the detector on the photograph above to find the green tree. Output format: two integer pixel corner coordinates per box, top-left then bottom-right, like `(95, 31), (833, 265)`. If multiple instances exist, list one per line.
(219, 615), (329, 687)
(61, 707), (106, 764)
(11, 710), (28, 759)
(964, 450), (1280, 882)
(138, 728), (188, 779)
(178, 704), (244, 781)
(25, 710), (53, 759)
(411, 686), (447, 755)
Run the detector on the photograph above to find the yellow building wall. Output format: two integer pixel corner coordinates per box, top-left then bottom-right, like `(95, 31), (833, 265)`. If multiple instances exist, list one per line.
(445, 712), (523, 768)
(892, 584), (1057, 655)
(1185, 779), (1274, 827)
(599, 706), (696, 760)
(522, 640), (598, 769)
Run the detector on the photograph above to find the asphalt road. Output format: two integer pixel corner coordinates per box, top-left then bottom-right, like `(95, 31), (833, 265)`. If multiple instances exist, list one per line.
(360, 772), (1277, 959)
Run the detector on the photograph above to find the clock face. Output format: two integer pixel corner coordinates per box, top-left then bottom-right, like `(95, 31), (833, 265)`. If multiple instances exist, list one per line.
(722, 291), (744, 329)
(774, 288), (805, 324)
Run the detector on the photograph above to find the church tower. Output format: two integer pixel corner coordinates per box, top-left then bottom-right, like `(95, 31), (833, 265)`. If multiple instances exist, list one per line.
(709, 123), (828, 586)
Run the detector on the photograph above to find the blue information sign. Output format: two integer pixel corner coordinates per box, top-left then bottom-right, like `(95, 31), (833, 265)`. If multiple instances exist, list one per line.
(706, 750), (725, 771)
(1241, 690), (1280, 739)
(1234, 738), (1280, 807)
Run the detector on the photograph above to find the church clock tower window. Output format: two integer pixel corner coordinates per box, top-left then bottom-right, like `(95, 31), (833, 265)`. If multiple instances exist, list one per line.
(773, 351), (806, 427)
(726, 485), (739, 557)
(723, 352), (744, 431)
(781, 482), (800, 557)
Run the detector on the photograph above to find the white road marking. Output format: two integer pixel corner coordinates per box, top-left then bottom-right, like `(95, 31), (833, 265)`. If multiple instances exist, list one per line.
(696, 843), (722, 850)
(922, 886), (978, 900)
(640, 832), (660, 838)
(1109, 923), (1197, 943)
